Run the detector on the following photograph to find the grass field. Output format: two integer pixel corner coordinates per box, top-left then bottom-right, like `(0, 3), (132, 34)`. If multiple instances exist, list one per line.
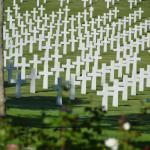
(3, 0), (150, 146)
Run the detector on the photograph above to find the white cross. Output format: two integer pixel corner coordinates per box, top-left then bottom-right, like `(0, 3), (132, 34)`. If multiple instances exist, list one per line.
(43, 14), (49, 26)
(118, 75), (128, 100)
(110, 79), (119, 107)
(122, 17), (128, 29)
(97, 83), (109, 111)
(28, 19), (34, 32)
(62, 59), (75, 81)
(61, 34), (69, 54)
(128, 0), (135, 9)
(23, 11), (31, 23)
(29, 55), (42, 76)
(76, 12), (83, 24)
(6, 60), (15, 83)
(39, 51), (53, 89)
(5, 7), (12, 17)
(32, 27), (39, 42)
(13, 48), (21, 68)
(137, 7), (144, 19)
(89, 0), (92, 5)
(133, 11), (139, 23)
(3, 51), (11, 67)
(36, 16), (42, 29)
(18, 57), (30, 80)
(102, 37), (110, 52)
(59, 0), (65, 7)
(73, 56), (84, 76)
(100, 63), (107, 85)
(104, 24), (112, 38)
(92, 52), (102, 69)
(23, 28), (31, 45)
(83, 54), (93, 72)
(38, 5), (45, 17)
(29, 36), (34, 53)
(56, 77), (62, 106)
(69, 33), (77, 52)
(107, 10), (114, 22)
(89, 6), (94, 18)
(137, 68), (145, 91)
(113, 7), (119, 18)
(88, 67), (101, 90)
(39, 65), (53, 89)
(101, 13), (108, 25)
(31, 8), (38, 20)
(89, 18), (96, 31)
(20, 21), (26, 34)
(146, 65), (150, 87)
(105, 0), (111, 8)
(13, 0), (16, 6)
(96, 16), (103, 28)
(13, 4), (20, 16)
(63, 6), (70, 15)
(50, 11), (57, 23)
(26, 68), (40, 93)
(69, 15), (76, 28)
(69, 74), (76, 100)
(82, 22), (90, 34)
(44, 0), (47, 3)
(127, 74), (137, 96)
(51, 62), (64, 85)
(9, 16), (15, 29)
(77, 70), (91, 94)
(37, 0), (40, 7)
(82, 9), (89, 22)
(57, 8), (64, 20)
(82, 0), (88, 8)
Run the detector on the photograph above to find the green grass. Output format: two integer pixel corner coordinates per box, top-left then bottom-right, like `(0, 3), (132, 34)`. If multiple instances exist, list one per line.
(4, 0), (150, 144)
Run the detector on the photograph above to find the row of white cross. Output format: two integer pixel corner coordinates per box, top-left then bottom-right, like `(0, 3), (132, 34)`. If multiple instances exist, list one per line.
(97, 65), (150, 111)
(4, 0), (150, 109)
(4, 6), (145, 59)
(105, 0), (143, 9)
(105, 0), (120, 8)
(128, 0), (143, 9)
(5, 26), (150, 86)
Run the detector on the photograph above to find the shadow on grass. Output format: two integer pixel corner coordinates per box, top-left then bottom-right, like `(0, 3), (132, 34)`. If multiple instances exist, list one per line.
(102, 113), (150, 134)
(6, 96), (90, 110)
(6, 96), (90, 127)
(101, 113), (150, 148)
(5, 95), (150, 149)
(6, 95), (150, 131)
(4, 81), (16, 88)
(4, 81), (29, 88)
(7, 115), (46, 128)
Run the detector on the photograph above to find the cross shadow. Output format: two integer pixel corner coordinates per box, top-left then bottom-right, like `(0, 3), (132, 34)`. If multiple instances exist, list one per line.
(102, 113), (150, 134)
(6, 96), (90, 110)
(4, 81), (16, 88)
(6, 96), (90, 127)
(4, 81), (29, 88)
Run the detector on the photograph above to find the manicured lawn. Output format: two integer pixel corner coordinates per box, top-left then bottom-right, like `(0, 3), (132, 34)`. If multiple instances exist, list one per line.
(4, 0), (150, 144)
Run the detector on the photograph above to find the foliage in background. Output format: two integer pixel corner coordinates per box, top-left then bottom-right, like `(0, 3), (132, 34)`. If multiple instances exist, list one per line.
(0, 107), (149, 150)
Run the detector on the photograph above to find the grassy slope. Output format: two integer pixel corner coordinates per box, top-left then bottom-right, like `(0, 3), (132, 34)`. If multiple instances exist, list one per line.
(4, 0), (150, 143)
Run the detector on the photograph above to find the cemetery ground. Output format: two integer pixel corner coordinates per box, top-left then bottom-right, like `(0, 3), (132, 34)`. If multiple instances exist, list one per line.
(2, 0), (150, 149)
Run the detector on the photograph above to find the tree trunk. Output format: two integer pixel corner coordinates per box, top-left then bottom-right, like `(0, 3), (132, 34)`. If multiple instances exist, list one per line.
(0, 0), (5, 117)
